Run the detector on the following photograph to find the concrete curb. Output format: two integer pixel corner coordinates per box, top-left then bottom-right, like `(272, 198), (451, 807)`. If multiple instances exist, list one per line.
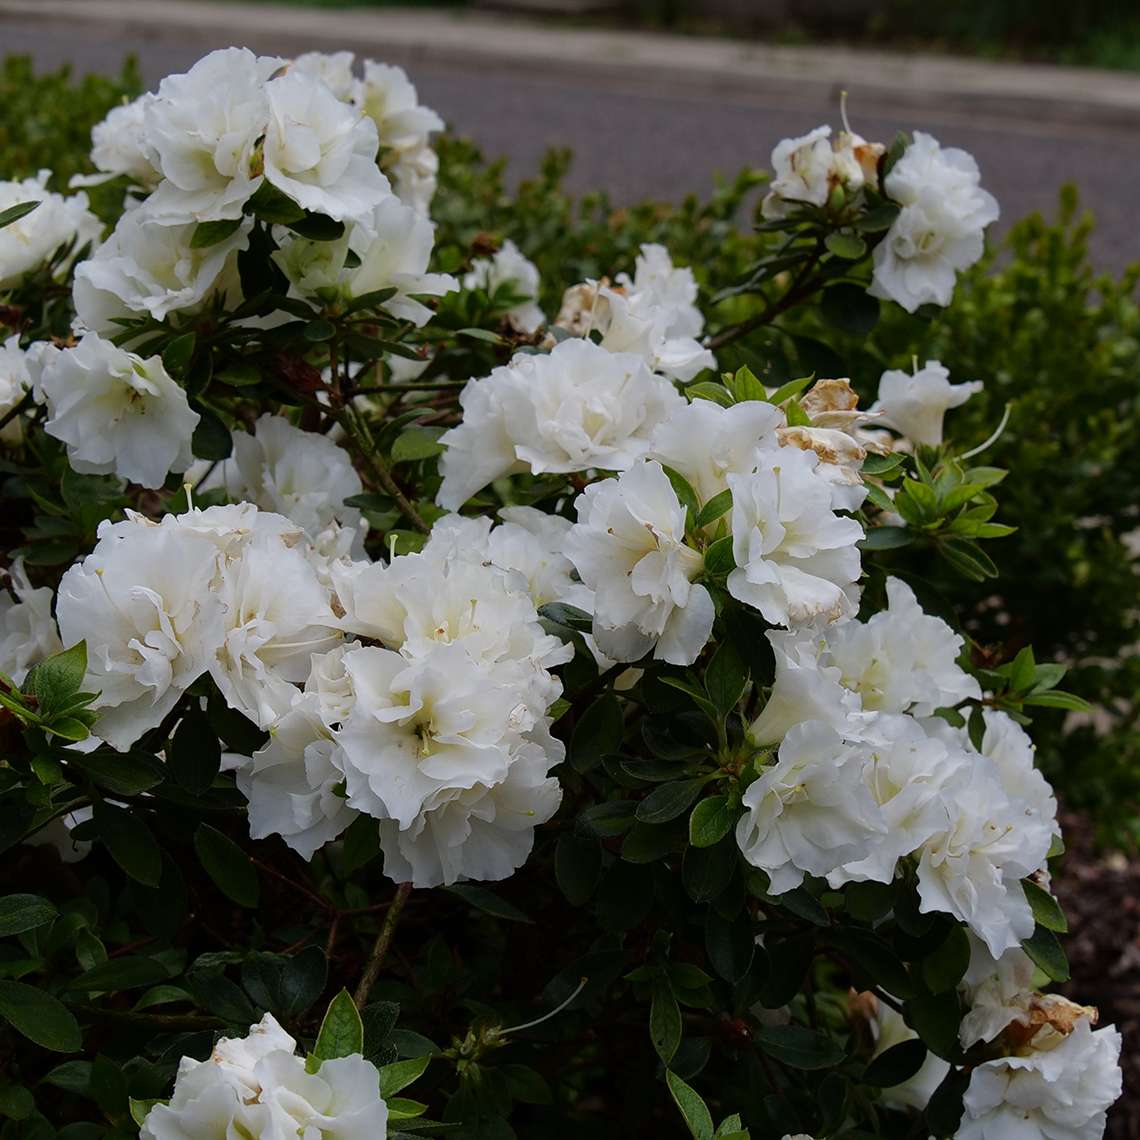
(4, 0), (1140, 130)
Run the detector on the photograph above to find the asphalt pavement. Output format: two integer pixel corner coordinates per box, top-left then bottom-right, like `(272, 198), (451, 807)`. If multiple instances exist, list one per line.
(2, 5), (1137, 271)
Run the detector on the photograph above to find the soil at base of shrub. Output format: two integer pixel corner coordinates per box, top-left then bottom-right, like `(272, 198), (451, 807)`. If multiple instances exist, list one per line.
(1054, 810), (1140, 1140)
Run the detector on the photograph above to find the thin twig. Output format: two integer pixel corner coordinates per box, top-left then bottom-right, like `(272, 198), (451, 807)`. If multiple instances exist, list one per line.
(353, 882), (412, 1006)
(0, 391), (32, 435)
(339, 406), (430, 534)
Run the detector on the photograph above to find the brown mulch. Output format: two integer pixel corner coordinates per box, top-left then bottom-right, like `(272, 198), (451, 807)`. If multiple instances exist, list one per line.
(1053, 810), (1140, 1140)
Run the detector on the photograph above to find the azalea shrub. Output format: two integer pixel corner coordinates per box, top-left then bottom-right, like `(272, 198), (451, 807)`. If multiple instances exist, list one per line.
(0, 46), (1127, 1140)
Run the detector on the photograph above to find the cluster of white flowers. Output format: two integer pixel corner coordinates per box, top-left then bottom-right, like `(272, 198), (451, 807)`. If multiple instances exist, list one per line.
(68, 46), (453, 352)
(462, 239), (545, 335)
(737, 575), (1061, 958)
(762, 125), (997, 314)
(0, 171), (101, 291)
(140, 1013), (390, 1140)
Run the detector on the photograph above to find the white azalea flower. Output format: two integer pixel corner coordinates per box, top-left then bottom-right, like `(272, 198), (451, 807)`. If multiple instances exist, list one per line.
(865, 995), (950, 1112)
(957, 1017), (1121, 1140)
(142, 47), (278, 224)
(263, 68), (390, 224)
(870, 131), (999, 313)
(959, 935), (1038, 1049)
(0, 171), (101, 290)
(749, 627), (863, 746)
(437, 338), (682, 510)
(616, 243), (707, 342)
(464, 239), (545, 334)
(387, 141), (440, 218)
(73, 205), (249, 335)
(141, 1012), (390, 1140)
(565, 460), (714, 666)
(825, 576), (981, 715)
(22, 806), (93, 864)
(649, 398), (784, 504)
(209, 531), (342, 728)
(871, 359), (982, 448)
(293, 51), (357, 102)
(0, 335), (31, 443)
(726, 446), (863, 626)
(38, 332), (199, 488)
(916, 758), (1053, 957)
(236, 691), (357, 860)
(595, 285), (716, 383)
(215, 414), (363, 542)
(55, 519), (224, 750)
(762, 126), (883, 219)
(357, 61), (444, 153)
(736, 719), (886, 894)
(88, 95), (161, 188)
(981, 709), (1060, 850)
(0, 559), (62, 686)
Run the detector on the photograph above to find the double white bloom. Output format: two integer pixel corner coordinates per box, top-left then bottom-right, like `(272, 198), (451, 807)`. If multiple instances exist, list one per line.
(463, 239), (545, 335)
(762, 125), (884, 219)
(871, 359), (983, 448)
(0, 172), (101, 290)
(140, 1013), (389, 1140)
(871, 131), (1000, 313)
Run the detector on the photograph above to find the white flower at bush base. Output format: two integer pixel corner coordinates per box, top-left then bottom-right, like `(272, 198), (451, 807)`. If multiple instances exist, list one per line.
(736, 719), (886, 893)
(959, 936), (1039, 1050)
(140, 1012), (390, 1140)
(0, 171), (101, 290)
(871, 359), (983, 448)
(565, 459), (714, 666)
(337, 641), (562, 886)
(862, 994), (950, 1112)
(56, 518), (225, 750)
(73, 205), (250, 335)
(726, 446), (864, 627)
(215, 414), (363, 543)
(956, 1017), (1122, 1140)
(463, 239), (545, 334)
(762, 126), (884, 219)
(436, 338), (683, 510)
(36, 332), (200, 488)
(0, 559), (63, 686)
(142, 47), (279, 225)
(870, 131), (999, 313)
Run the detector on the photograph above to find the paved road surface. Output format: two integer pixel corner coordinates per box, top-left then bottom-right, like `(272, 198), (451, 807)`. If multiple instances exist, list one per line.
(2, 18), (1136, 271)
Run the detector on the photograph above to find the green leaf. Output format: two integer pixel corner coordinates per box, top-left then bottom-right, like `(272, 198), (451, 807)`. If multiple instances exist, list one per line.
(190, 218), (243, 248)
(0, 201), (39, 230)
(665, 1070), (714, 1140)
(577, 799), (636, 838)
(193, 823), (259, 908)
(168, 708), (222, 796)
(554, 834), (601, 906)
(303, 318), (336, 343)
(826, 927), (915, 999)
(129, 1099), (162, 1128)
(863, 1039), (928, 1088)
(161, 331), (197, 377)
(925, 1067), (970, 1136)
(69, 750), (164, 797)
(703, 536), (736, 576)
(391, 427), (445, 463)
(765, 375), (815, 406)
(859, 526), (913, 551)
(191, 405), (233, 461)
(69, 956), (167, 993)
(93, 800), (161, 887)
(340, 814), (381, 875)
(1023, 690), (1091, 712)
(694, 488), (733, 529)
(820, 283), (879, 336)
(288, 213), (345, 242)
(0, 980), (81, 1052)
(378, 1056), (430, 1098)
(1021, 924), (1070, 982)
(824, 231), (867, 260)
(724, 365), (767, 403)
(921, 924), (971, 995)
(689, 795), (734, 848)
(704, 910), (755, 984)
(906, 990), (962, 1060)
(245, 179), (306, 224)
(754, 1024), (845, 1069)
(24, 642), (87, 717)
(686, 381), (733, 407)
(1022, 879), (1068, 933)
(705, 640), (748, 718)
(636, 779), (706, 825)
(570, 694), (624, 773)
(444, 884), (532, 924)
(311, 989), (364, 1064)
(650, 981), (682, 1064)
(682, 836), (736, 903)
(662, 465), (700, 528)
(457, 327), (505, 344)
(0, 894), (58, 938)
